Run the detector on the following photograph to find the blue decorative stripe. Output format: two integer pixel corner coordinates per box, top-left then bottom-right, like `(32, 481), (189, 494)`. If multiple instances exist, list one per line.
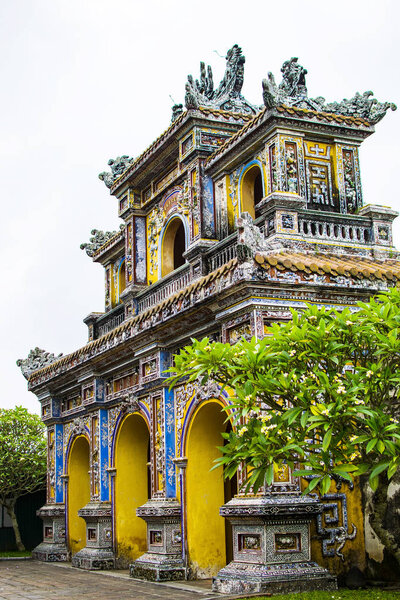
(55, 424), (64, 503)
(164, 387), (176, 497)
(99, 409), (109, 501)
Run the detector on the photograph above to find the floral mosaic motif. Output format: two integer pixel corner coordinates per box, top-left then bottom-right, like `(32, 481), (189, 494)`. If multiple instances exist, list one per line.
(262, 56), (396, 124)
(174, 379), (222, 455)
(269, 144), (278, 193)
(275, 532), (301, 553)
(135, 217), (147, 283)
(227, 321), (252, 344)
(63, 416), (90, 463)
(342, 150), (357, 213)
(148, 205), (163, 277)
(284, 142), (299, 194)
(201, 171), (215, 238)
(125, 221), (133, 283)
(239, 533), (261, 551)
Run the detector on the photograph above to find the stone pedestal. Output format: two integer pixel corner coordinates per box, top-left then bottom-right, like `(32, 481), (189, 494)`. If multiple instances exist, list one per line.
(130, 498), (186, 581)
(32, 505), (69, 562)
(71, 502), (114, 570)
(213, 494), (337, 595)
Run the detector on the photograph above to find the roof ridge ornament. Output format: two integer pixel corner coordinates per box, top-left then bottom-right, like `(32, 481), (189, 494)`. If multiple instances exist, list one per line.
(17, 347), (63, 380)
(236, 212), (282, 263)
(185, 44), (258, 115)
(98, 155), (135, 188)
(80, 226), (124, 257)
(262, 57), (397, 124)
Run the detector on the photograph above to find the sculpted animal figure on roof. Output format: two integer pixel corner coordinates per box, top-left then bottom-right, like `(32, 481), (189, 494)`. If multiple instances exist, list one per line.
(185, 44), (257, 115)
(279, 57), (308, 99)
(262, 57), (396, 124)
(236, 212), (270, 263)
(17, 348), (63, 379)
(98, 155), (135, 188)
(80, 226), (124, 257)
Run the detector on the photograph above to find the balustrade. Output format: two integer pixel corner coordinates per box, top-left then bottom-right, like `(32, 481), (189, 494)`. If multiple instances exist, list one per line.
(298, 216), (372, 245)
(136, 264), (191, 313)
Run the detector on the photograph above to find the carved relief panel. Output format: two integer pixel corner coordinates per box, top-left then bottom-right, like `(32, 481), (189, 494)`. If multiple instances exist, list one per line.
(336, 145), (362, 214)
(304, 140), (338, 211)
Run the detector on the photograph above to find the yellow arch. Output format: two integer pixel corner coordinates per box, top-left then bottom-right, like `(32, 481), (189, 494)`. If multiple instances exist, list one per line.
(240, 164), (263, 219)
(161, 217), (186, 277)
(185, 399), (228, 578)
(67, 435), (90, 555)
(115, 412), (149, 563)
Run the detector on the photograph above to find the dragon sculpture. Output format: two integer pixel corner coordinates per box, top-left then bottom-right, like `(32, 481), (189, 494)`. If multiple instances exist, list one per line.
(98, 155), (135, 188)
(262, 56), (396, 125)
(185, 44), (258, 115)
(17, 348), (63, 379)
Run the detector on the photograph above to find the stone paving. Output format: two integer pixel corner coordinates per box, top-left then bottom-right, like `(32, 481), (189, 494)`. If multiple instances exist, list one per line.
(0, 560), (219, 600)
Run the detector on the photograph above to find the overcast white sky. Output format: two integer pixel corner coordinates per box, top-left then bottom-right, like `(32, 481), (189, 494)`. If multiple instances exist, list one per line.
(1, 0), (399, 414)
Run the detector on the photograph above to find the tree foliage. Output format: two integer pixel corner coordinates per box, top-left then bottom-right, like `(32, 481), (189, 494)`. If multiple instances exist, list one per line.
(0, 406), (46, 550)
(169, 288), (400, 496)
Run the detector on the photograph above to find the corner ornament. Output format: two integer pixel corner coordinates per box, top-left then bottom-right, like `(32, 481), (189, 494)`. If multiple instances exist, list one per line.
(262, 56), (396, 124)
(17, 347), (63, 379)
(98, 155), (135, 188)
(80, 226), (124, 257)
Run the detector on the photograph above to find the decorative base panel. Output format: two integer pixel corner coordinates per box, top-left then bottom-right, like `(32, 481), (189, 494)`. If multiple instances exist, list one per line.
(212, 561), (337, 595)
(71, 547), (115, 570)
(32, 542), (70, 563)
(130, 553), (186, 581)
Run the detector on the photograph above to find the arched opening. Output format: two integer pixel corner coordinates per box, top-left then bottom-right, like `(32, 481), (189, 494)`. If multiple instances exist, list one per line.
(240, 165), (264, 219)
(185, 400), (234, 578)
(118, 261), (126, 299)
(115, 413), (150, 564)
(67, 435), (90, 555)
(162, 218), (186, 277)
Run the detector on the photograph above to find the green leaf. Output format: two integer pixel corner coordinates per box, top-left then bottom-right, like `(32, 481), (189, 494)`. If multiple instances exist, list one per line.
(366, 438), (378, 454)
(369, 475), (379, 492)
(322, 429), (332, 452)
(370, 461), (390, 480)
(388, 462), (399, 479)
(321, 475), (332, 495)
(303, 476), (322, 493)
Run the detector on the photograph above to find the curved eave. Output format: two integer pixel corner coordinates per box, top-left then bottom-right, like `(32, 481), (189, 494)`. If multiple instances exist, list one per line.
(108, 108), (254, 194)
(205, 105), (374, 175)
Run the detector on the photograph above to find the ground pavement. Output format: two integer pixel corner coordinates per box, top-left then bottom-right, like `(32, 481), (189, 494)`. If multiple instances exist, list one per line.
(0, 560), (220, 600)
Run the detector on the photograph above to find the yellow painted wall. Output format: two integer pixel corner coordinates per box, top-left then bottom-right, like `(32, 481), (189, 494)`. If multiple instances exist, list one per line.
(305, 478), (366, 575)
(115, 413), (149, 562)
(68, 435), (90, 555)
(186, 401), (227, 578)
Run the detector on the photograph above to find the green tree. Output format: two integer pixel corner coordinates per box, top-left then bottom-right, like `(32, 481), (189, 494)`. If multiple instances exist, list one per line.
(169, 288), (400, 566)
(0, 406), (47, 551)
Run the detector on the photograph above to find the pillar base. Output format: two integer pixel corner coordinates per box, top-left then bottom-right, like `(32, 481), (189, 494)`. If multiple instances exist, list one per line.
(212, 560), (337, 594)
(214, 494), (337, 595)
(33, 504), (69, 562)
(71, 502), (114, 570)
(32, 542), (70, 563)
(130, 553), (186, 581)
(131, 498), (185, 582)
(71, 547), (115, 570)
